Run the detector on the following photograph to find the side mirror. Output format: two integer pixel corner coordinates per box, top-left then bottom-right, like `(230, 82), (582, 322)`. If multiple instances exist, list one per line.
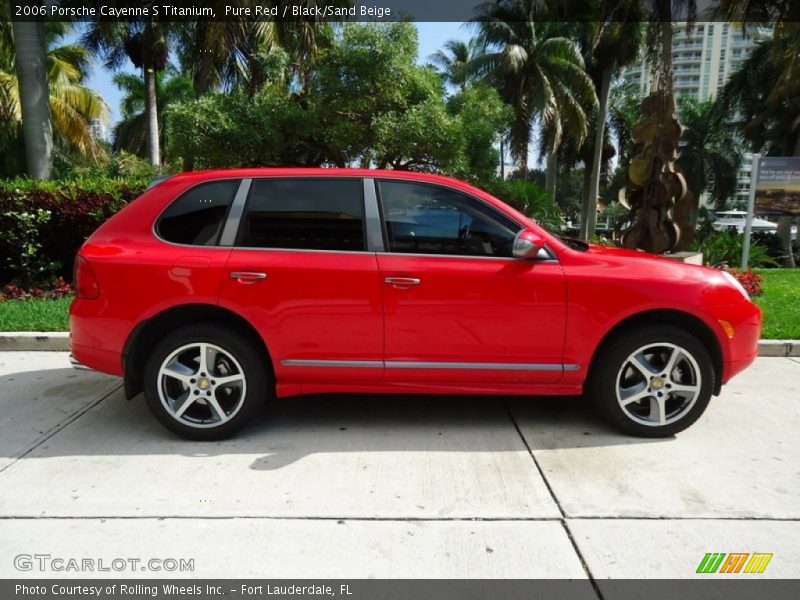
(512, 229), (545, 259)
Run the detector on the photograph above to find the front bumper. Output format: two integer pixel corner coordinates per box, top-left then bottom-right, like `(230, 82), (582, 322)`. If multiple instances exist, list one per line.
(717, 300), (762, 383)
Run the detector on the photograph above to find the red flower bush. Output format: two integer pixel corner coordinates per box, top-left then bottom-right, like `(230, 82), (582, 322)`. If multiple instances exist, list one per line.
(1, 278), (73, 301)
(719, 267), (764, 297)
(52, 276), (73, 298)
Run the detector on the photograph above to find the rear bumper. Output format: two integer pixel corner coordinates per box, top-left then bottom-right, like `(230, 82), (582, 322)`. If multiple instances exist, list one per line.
(70, 342), (123, 376)
(68, 354), (93, 371)
(69, 297), (127, 376)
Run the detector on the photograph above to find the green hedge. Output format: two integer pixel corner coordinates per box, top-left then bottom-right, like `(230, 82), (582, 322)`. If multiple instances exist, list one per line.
(0, 176), (147, 284)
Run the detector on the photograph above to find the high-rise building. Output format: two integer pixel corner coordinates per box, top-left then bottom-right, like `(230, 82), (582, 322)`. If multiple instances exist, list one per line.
(88, 118), (109, 144)
(622, 23), (772, 208)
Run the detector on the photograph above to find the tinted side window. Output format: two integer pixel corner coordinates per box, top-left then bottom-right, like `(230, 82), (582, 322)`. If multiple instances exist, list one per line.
(378, 181), (520, 257)
(240, 179), (365, 251)
(157, 180), (239, 246)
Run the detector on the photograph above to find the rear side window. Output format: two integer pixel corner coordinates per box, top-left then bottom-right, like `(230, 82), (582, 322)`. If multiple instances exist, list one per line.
(239, 178), (365, 251)
(157, 180), (239, 246)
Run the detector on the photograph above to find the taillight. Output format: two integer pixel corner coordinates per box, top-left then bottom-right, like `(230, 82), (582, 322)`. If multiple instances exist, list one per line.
(74, 255), (100, 299)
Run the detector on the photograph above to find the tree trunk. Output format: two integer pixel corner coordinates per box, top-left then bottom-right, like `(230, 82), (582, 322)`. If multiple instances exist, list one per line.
(516, 143), (528, 179)
(12, 20), (52, 180)
(581, 63), (613, 241)
(144, 67), (161, 167)
(777, 217), (795, 268)
(580, 168), (591, 232)
(499, 135), (505, 180)
(545, 148), (558, 199)
(659, 8), (673, 90)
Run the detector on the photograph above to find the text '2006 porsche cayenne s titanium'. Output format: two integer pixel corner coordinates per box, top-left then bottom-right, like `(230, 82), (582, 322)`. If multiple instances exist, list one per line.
(69, 169), (761, 440)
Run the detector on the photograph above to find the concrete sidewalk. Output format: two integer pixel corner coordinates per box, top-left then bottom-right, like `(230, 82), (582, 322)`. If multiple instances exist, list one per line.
(0, 353), (798, 582)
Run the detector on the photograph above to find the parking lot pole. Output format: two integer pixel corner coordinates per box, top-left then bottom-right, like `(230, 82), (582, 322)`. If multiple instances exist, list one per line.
(741, 154), (761, 271)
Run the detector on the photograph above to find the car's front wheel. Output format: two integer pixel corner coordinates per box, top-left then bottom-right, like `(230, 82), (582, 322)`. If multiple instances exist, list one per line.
(143, 323), (269, 440)
(588, 325), (715, 437)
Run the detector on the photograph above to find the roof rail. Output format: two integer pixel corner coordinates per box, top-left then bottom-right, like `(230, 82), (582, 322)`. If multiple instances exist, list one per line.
(146, 174), (175, 190)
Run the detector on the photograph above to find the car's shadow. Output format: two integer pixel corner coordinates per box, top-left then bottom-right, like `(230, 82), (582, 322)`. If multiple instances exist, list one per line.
(0, 368), (672, 471)
(247, 393), (672, 471)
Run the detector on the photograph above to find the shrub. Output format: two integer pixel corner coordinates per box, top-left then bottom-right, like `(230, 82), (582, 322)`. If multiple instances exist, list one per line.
(695, 231), (778, 269)
(480, 179), (562, 232)
(3, 208), (59, 288)
(0, 176), (146, 284)
(751, 230), (800, 264)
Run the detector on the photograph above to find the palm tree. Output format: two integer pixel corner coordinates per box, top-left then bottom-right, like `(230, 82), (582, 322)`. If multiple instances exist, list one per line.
(717, 1), (799, 267)
(174, 6), (340, 170)
(177, 2), (345, 97)
(8, 19), (51, 179)
(83, 14), (172, 166)
(112, 67), (193, 159)
(430, 38), (481, 91)
(471, 3), (597, 186)
(721, 35), (799, 267)
(608, 80), (643, 167)
(1, 21), (107, 175)
(578, 3), (644, 239)
(677, 97), (742, 211)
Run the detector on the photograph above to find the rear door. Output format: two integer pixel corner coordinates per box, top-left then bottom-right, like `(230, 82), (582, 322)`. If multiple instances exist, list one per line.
(219, 177), (384, 383)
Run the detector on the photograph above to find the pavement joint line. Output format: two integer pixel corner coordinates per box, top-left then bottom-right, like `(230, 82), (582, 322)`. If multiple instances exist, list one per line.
(0, 382), (122, 476)
(502, 401), (566, 518)
(0, 516), (798, 521)
(503, 401), (603, 600)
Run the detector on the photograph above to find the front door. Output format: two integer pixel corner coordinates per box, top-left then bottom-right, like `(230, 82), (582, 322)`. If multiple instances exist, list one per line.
(375, 179), (567, 384)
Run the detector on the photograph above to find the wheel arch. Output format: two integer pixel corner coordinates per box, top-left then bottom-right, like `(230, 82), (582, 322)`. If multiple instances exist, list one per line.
(586, 309), (724, 396)
(122, 303), (273, 400)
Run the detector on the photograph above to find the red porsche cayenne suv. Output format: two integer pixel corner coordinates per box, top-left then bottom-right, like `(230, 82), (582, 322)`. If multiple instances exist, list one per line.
(70, 169), (761, 440)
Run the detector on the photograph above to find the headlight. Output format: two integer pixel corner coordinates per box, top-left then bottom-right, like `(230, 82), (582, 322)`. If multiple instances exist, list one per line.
(721, 270), (750, 301)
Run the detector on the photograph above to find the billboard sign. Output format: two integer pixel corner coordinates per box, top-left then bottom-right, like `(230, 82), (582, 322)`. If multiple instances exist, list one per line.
(755, 157), (800, 217)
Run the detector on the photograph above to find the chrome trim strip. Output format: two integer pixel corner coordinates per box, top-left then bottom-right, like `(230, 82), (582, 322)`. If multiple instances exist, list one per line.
(385, 361), (566, 371)
(281, 359), (580, 371)
(374, 251), (558, 262)
(69, 355), (93, 371)
(282, 359), (383, 368)
(363, 178), (385, 252)
(219, 178), (252, 246)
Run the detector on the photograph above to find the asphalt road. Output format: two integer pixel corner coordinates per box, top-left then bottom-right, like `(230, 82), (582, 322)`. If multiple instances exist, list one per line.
(0, 353), (798, 580)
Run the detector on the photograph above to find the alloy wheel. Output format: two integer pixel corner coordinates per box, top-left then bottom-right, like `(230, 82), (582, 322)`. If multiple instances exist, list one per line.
(157, 342), (247, 429)
(615, 342), (702, 427)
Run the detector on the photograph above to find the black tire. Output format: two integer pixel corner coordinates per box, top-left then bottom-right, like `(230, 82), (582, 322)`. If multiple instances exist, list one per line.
(143, 323), (271, 440)
(587, 325), (715, 437)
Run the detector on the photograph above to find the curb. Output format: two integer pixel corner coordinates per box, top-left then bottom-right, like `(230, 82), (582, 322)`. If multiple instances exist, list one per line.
(0, 332), (798, 357)
(756, 339), (798, 358)
(0, 332), (70, 351)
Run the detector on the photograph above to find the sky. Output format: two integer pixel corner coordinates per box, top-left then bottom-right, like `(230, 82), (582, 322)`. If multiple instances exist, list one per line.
(77, 22), (471, 126)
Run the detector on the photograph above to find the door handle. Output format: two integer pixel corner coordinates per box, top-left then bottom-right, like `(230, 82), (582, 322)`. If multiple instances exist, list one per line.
(230, 271), (268, 284)
(384, 276), (421, 288)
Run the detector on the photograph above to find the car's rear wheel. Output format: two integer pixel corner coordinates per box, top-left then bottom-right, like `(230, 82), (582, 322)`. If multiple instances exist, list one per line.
(143, 323), (270, 440)
(588, 325), (715, 437)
